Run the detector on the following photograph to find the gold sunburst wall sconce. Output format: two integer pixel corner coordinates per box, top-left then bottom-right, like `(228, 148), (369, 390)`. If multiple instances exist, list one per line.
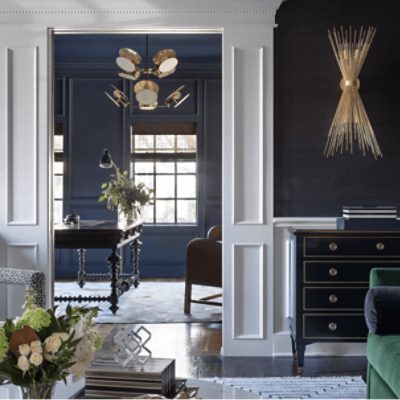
(324, 26), (382, 159)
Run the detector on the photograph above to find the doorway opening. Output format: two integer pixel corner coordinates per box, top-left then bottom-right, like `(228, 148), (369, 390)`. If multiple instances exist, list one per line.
(51, 30), (223, 327)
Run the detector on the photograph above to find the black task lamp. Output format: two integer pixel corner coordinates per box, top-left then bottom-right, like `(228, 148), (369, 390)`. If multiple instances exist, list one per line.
(99, 148), (116, 169)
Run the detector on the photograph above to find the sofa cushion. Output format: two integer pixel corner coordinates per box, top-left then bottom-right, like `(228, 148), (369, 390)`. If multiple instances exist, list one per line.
(367, 334), (400, 398)
(365, 287), (400, 334)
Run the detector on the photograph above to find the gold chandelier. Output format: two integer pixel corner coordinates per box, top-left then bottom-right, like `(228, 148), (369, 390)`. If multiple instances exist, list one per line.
(324, 26), (381, 158)
(116, 47), (178, 80)
(105, 42), (190, 111)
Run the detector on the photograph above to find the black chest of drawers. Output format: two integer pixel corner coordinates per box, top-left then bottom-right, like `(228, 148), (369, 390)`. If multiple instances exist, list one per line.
(289, 230), (400, 371)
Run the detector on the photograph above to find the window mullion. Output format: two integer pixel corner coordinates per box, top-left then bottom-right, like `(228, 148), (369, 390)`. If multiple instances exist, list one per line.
(131, 130), (197, 225)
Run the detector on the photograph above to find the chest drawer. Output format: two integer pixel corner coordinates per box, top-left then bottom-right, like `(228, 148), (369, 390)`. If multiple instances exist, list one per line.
(304, 261), (400, 283)
(304, 237), (400, 257)
(304, 287), (367, 310)
(303, 314), (367, 339)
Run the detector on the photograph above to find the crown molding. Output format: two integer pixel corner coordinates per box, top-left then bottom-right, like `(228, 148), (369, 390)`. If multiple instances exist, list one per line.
(0, 9), (278, 16)
(0, 0), (285, 26)
(0, 0), (284, 13)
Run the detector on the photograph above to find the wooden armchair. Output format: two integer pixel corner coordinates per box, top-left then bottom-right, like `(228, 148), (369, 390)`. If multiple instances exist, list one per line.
(184, 225), (222, 314)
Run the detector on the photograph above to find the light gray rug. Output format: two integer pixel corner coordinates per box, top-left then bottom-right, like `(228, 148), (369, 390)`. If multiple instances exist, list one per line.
(205, 376), (366, 399)
(55, 280), (222, 324)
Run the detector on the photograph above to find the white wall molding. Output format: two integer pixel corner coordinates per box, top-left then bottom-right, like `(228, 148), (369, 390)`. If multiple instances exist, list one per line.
(5, 46), (38, 226)
(232, 244), (265, 340)
(0, 1), (284, 27)
(222, 25), (274, 356)
(0, 23), (51, 316)
(0, 0), (284, 356)
(0, 9), (276, 16)
(232, 46), (265, 225)
(274, 217), (337, 228)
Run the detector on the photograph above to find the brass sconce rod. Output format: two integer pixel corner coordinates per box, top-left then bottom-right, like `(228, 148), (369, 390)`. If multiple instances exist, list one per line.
(324, 26), (382, 159)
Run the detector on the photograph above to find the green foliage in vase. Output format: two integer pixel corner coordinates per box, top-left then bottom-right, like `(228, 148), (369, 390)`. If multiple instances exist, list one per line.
(0, 291), (102, 388)
(98, 165), (153, 218)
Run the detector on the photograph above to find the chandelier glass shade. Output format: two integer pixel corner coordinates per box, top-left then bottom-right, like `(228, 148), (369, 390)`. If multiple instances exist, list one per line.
(324, 26), (381, 159)
(115, 47), (178, 80)
(134, 80), (160, 109)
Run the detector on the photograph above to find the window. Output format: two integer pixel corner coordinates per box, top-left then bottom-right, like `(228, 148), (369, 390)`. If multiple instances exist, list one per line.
(53, 123), (64, 224)
(131, 123), (197, 224)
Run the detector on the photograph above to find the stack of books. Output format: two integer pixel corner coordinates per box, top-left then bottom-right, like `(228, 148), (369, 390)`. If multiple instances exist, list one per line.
(85, 355), (176, 398)
(337, 206), (399, 230)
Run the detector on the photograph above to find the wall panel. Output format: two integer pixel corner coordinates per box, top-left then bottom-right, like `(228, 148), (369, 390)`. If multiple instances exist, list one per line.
(233, 47), (265, 225)
(6, 46), (38, 225)
(233, 244), (264, 339)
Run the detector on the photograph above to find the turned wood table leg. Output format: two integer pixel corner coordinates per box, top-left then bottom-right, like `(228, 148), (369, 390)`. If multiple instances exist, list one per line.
(108, 247), (121, 314)
(131, 238), (142, 288)
(77, 248), (86, 288)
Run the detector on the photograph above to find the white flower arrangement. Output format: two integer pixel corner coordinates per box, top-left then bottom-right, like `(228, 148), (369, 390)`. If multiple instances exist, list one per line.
(0, 291), (102, 388)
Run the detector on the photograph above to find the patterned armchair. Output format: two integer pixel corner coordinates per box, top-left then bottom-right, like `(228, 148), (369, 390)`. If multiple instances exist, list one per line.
(0, 268), (45, 308)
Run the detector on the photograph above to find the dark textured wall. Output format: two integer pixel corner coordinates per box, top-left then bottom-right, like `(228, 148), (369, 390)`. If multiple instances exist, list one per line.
(274, 0), (400, 217)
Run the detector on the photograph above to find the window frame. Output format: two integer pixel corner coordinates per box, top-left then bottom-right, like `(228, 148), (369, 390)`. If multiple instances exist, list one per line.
(131, 131), (198, 225)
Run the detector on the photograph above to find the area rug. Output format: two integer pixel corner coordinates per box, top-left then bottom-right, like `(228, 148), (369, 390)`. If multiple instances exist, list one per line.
(55, 280), (222, 324)
(204, 376), (366, 399)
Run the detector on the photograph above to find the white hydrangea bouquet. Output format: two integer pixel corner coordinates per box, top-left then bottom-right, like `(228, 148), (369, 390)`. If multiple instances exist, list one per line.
(0, 292), (102, 398)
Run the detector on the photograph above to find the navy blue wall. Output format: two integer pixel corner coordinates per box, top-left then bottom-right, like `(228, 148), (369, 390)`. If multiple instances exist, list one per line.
(274, 0), (400, 217)
(54, 34), (222, 279)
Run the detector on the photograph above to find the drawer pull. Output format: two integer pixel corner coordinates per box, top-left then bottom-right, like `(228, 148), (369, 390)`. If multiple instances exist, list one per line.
(328, 322), (337, 331)
(329, 268), (338, 277)
(376, 242), (385, 251)
(329, 242), (338, 251)
(329, 295), (338, 304)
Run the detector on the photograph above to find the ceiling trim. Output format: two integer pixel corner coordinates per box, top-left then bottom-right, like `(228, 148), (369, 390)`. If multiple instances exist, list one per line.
(0, 0), (285, 26)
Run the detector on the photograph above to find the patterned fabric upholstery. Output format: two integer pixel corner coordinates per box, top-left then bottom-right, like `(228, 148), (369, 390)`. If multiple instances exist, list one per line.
(0, 268), (45, 307)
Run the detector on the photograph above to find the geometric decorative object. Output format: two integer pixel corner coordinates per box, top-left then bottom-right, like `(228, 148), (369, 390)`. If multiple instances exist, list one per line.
(324, 26), (382, 159)
(113, 326), (152, 366)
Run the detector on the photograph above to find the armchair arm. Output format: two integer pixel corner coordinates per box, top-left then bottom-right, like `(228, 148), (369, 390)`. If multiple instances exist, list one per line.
(365, 287), (400, 334)
(370, 268), (400, 288)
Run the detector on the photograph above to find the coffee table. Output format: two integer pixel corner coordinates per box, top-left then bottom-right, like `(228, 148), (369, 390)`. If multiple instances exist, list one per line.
(0, 377), (260, 399)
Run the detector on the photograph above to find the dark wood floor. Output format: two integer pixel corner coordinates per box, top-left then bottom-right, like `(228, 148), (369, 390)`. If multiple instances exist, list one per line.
(98, 323), (367, 380)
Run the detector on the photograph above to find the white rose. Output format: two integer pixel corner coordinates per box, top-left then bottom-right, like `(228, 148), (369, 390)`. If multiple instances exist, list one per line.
(44, 335), (62, 354)
(29, 352), (43, 366)
(17, 355), (30, 371)
(30, 340), (42, 354)
(54, 332), (69, 343)
(18, 344), (31, 357)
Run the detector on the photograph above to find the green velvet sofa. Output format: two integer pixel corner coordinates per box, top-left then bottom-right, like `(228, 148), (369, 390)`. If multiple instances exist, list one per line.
(367, 268), (400, 399)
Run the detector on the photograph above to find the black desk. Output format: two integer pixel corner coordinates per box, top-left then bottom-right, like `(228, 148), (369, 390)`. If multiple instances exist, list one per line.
(54, 220), (143, 314)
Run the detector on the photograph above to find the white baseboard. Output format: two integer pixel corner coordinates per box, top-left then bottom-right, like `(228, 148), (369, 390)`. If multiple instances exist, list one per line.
(273, 331), (366, 357)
